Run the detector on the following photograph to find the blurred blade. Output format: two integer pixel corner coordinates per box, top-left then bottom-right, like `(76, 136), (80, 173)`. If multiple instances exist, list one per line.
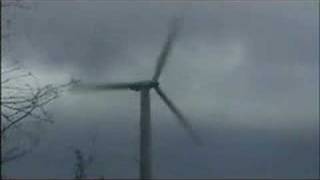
(70, 82), (134, 92)
(154, 86), (202, 145)
(152, 18), (181, 81)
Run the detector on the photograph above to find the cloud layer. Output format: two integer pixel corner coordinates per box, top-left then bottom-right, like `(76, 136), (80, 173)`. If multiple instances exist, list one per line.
(2, 1), (318, 178)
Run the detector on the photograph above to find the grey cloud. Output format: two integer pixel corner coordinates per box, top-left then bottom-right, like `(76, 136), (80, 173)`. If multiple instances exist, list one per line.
(2, 1), (318, 179)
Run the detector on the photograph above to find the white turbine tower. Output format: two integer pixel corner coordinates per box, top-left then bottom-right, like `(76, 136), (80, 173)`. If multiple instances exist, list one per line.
(71, 18), (202, 179)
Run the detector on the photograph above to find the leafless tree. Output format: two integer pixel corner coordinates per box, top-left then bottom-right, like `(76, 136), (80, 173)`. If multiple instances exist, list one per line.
(70, 126), (100, 180)
(1, 0), (72, 165)
(73, 148), (95, 180)
(1, 64), (72, 165)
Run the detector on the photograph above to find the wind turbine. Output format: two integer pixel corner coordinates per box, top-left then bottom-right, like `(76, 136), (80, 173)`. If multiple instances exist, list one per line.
(71, 18), (202, 179)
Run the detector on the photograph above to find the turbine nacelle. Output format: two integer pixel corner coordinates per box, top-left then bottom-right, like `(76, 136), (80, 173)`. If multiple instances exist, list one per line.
(129, 80), (159, 91)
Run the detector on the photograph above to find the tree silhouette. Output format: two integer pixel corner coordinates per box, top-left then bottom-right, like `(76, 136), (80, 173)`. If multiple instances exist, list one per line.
(1, 0), (72, 165)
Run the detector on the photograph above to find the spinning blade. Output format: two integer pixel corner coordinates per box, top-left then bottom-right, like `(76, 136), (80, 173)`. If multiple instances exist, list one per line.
(154, 86), (202, 145)
(152, 18), (181, 81)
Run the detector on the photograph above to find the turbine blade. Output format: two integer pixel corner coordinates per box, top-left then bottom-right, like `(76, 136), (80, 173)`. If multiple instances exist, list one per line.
(70, 82), (134, 92)
(154, 86), (202, 145)
(152, 18), (181, 81)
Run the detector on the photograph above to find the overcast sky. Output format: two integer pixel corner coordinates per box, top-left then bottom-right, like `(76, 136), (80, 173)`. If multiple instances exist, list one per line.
(2, 0), (319, 179)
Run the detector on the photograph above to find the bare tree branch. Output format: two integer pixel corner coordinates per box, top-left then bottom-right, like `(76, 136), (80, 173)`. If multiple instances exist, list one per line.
(1, 65), (72, 165)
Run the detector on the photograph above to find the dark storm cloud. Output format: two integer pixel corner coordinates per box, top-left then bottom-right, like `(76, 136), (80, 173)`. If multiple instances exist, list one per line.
(2, 1), (318, 178)
(5, 1), (183, 78)
(7, 1), (318, 86)
(5, 1), (317, 79)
